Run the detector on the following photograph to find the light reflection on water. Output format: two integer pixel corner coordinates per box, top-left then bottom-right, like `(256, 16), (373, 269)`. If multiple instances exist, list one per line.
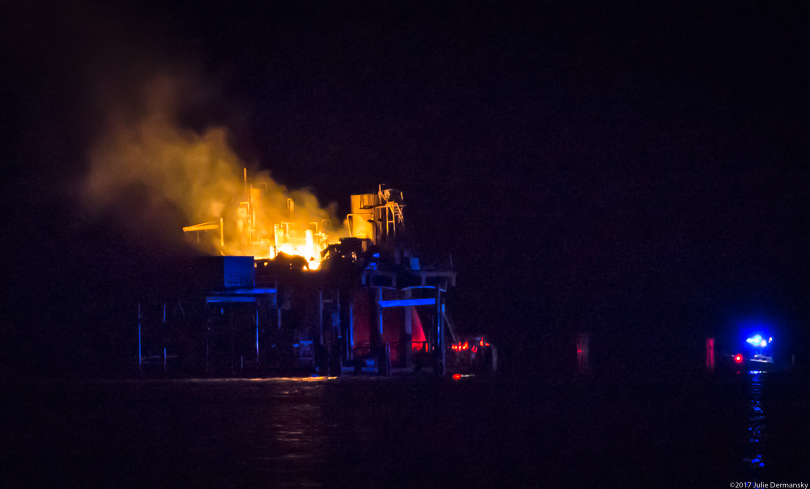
(744, 370), (767, 473)
(5, 373), (799, 487)
(104, 377), (333, 487)
(244, 380), (329, 487)
(125, 376), (339, 383)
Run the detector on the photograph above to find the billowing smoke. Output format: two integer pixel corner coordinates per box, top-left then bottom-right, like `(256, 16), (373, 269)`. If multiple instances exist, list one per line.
(82, 75), (342, 260)
(2, 3), (344, 261)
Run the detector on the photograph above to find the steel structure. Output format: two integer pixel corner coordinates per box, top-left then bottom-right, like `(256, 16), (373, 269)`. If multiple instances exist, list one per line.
(137, 182), (493, 377)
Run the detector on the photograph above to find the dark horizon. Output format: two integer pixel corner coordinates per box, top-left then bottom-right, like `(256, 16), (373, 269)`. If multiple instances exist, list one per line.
(2, 1), (808, 377)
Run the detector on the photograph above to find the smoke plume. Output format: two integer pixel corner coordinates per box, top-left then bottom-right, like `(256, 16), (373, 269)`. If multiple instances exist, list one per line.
(82, 75), (342, 258)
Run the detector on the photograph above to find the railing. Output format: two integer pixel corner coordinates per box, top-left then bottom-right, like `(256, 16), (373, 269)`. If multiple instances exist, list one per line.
(393, 203), (404, 223)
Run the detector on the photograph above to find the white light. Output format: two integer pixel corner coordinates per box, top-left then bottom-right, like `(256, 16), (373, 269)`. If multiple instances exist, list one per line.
(760, 340), (767, 347)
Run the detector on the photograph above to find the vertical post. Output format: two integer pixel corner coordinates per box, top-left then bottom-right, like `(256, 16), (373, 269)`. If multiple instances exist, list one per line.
(319, 289), (324, 345)
(336, 289), (341, 339)
(220, 217), (224, 248)
(137, 303), (142, 373)
(385, 343), (391, 376)
(441, 301), (446, 375)
(276, 275), (282, 330)
(706, 338), (715, 374)
(577, 332), (590, 373)
(435, 286), (444, 376)
(348, 297), (354, 361)
(334, 289), (342, 375)
(404, 290), (412, 334)
(230, 306), (235, 376)
(377, 287), (383, 338)
(317, 289), (325, 374)
(403, 289), (413, 368)
(162, 303), (167, 373)
(256, 307), (260, 370)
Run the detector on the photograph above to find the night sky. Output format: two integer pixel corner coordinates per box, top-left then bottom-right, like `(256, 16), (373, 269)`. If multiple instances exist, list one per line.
(1, 1), (808, 376)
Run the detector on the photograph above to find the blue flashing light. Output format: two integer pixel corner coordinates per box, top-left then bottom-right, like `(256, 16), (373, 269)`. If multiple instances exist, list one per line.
(746, 334), (773, 350)
(746, 335), (764, 346)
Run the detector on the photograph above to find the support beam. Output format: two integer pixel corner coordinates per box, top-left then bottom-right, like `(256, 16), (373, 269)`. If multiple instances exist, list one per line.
(319, 289), (324, 345)
(182, 221), (220, 232)
(376, 288), (384, 337)
(206, 296), (256, 303)
(163, 303), (167, 373)
(137, 303), (142, 373)
(378, 298), (436, 308)
(435, 286), (444, 376)
(348, 298), (354, 361)
(404, 290), (413, 334)
(276, 274), (281, 331)
(231, 288), (277, 294)
(403, 289), (412, 368)
(336, 289), (341, 340)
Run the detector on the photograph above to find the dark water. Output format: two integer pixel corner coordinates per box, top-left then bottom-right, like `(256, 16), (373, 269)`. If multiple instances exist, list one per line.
(2, 371), (808, 488)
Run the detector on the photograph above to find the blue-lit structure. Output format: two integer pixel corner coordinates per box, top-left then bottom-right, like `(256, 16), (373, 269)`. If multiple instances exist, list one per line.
(743, 334), (774, 368)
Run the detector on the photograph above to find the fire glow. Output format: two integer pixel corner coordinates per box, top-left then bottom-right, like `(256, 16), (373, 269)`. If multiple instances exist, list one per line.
(82, 77), (344, 268)
(182, 168), (340, 270)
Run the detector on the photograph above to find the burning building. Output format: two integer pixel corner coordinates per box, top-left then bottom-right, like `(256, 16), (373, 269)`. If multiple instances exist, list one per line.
(181, 168), (336, 270)
(76, 77), (492, 376)
(137, 173), (494, 377)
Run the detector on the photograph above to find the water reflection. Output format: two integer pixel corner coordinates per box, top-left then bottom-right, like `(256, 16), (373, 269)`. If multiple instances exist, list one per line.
(249, 379), (330, 487)
(744, 370), (767, 472)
